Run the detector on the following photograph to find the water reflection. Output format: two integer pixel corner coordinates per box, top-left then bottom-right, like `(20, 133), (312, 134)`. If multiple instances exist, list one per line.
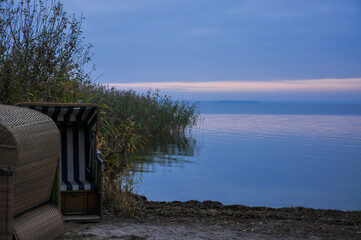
(136, 113), (361, 210)
(132, 131), (200, 173)
(202, 114), (361, 140)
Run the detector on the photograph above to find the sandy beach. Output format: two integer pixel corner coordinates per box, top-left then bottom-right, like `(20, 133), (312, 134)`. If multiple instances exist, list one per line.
(62, 200), (361, 240)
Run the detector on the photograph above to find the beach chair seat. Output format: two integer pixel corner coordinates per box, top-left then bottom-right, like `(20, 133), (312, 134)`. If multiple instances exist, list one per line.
(59, 125), (95, 191)
(18, 103), (103, 221)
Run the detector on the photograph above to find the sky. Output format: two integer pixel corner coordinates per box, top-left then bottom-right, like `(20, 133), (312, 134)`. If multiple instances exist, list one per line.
(62, 0), (361, 101)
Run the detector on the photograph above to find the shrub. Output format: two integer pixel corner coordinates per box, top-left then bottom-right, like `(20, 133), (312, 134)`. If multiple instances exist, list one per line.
(0, 0), (93, 104)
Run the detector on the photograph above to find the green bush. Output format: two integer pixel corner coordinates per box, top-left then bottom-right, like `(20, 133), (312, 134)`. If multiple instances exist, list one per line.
(0, 0), (93, 104)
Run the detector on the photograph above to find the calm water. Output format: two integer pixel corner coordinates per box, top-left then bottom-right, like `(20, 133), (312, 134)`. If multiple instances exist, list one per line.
(135, 102), (361, 210)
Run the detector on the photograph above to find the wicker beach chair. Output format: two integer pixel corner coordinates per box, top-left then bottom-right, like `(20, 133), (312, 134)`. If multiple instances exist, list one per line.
(17, 103), (103, 221)
(0, 104), (65, 240)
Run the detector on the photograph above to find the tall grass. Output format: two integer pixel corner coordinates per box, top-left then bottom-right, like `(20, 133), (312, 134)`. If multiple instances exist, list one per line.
(86, 85), (199, 136)
(86, 85), (199, 216)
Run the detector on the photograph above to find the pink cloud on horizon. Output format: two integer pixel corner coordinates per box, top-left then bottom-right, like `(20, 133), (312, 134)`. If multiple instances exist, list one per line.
(105, 78), (361, 93)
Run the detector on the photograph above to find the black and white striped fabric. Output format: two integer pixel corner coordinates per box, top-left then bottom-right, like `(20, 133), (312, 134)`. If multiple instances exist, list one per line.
(21, 105), (98, 191)
(26, 105), (98, 128)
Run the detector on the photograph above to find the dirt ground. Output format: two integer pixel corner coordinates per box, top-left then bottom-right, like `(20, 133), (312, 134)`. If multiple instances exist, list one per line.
(62, 200), (361, 240)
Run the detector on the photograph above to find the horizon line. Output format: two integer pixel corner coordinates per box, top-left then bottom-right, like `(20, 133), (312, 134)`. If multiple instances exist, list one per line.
(103, 78), (361, 93)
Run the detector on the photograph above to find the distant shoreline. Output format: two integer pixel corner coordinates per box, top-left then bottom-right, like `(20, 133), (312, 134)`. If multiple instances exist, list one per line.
(197, 101), (361, 115)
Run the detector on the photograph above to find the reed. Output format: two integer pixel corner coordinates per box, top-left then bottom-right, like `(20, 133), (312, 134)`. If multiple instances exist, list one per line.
(86, 85), (199, 136)
(87, 85), (199, 217)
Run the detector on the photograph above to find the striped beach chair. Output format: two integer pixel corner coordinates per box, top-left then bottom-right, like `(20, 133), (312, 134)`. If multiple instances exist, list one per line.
(17, 103), (103, 221)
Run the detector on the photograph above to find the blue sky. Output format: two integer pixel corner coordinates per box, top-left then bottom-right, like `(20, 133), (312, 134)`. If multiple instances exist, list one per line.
(62, 0), (361, 101)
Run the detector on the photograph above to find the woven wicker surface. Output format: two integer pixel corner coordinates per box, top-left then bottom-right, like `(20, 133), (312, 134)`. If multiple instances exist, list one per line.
(0, 104), (60, 214)
(0, 169), (13, 240)
(13, 203), (65, 240)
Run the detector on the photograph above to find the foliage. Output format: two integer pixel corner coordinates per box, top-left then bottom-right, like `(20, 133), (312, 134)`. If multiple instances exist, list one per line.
(102, 152), (143, 217)
(0, 0), (93, 104)
(91, 86), (199, 216)
(86, 85), (199, 136)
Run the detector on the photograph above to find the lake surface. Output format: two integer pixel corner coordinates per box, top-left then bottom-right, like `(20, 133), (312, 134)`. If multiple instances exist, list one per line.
(135, 102), (361, 211)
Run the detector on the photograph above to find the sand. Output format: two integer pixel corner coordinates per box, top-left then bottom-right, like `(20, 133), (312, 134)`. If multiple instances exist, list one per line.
(61, 200), (361, 239)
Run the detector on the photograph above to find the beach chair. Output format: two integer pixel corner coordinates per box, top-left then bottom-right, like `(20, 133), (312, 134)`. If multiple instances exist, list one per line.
(17, 103), (103, 221)
(0, 104), (65, 240)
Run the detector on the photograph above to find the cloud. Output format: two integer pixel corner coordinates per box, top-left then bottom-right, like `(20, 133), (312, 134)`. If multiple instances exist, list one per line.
(105, 78), (361, 93)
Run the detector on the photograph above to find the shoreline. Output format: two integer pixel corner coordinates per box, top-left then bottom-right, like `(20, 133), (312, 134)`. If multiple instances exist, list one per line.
(62, 199), (361, 239)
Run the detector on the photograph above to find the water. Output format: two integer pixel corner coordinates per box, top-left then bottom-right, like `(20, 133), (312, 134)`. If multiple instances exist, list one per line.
(135, 102), (361, 210)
